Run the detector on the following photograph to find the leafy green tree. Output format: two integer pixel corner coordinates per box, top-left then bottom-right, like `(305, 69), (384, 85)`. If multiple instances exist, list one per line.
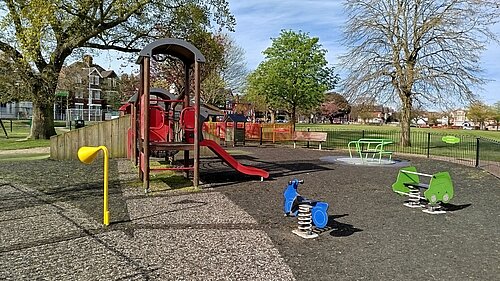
(340, 0), (499, 145)
(246, 30), (339, 129)
(467, 101), (490, 130)
(0, 0), (234, 139)
(491, 101), (500, 130)
(245, 63), (282, 123)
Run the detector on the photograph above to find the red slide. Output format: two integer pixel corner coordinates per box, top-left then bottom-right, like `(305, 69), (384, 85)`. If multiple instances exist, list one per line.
(200, 139), (270, 179)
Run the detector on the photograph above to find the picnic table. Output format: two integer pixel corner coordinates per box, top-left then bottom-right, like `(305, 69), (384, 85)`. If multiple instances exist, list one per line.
(348, 138), (394, 163)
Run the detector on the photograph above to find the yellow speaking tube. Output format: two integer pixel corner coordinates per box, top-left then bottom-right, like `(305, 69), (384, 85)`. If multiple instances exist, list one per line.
(77, 146), (110, 226)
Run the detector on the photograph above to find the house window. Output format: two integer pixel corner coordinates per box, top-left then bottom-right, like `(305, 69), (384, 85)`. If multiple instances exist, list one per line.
(75, 75), (82, 84)
(75, 91), (84, 98)
(92, 90), (101, 100)
(90, 75), (100, 85)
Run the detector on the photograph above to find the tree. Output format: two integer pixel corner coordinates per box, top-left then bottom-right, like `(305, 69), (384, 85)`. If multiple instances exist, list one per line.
(340, 0), (500, 145)
(219, 35), (248, 94)
(351, 101), (376, 124)
(320, 92), (351, 123)
(0, 52), (29, 103)
(467, 101), (490, 129)
(491, 101), (500, 130)
(246, 30), (339, 130)
(151, 3), (228, 101)
(244, 68), (279, 122)
(200, 34), (248, 106)
(0, 0), (234, 139)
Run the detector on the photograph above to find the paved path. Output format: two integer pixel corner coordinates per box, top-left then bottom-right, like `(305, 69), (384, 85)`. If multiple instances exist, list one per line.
(0, 159), (294, 281)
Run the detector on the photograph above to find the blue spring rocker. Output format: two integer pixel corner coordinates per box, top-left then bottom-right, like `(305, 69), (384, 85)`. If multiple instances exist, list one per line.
(283, 179), (329, 229)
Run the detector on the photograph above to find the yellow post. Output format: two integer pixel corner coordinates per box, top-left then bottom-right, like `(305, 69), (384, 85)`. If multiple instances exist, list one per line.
(77, 146), (110, 226)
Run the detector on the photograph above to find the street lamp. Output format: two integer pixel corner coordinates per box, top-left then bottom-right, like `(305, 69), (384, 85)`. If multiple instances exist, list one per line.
(77, 145), (110, 226)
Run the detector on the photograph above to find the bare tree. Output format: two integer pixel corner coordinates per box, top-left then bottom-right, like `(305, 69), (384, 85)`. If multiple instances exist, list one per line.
(220, 35), (249, 94)
(340, 0), (499, 145)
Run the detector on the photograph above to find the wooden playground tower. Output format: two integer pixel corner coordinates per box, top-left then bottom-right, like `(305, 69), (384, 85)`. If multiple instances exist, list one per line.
(135, 38), (205, 191)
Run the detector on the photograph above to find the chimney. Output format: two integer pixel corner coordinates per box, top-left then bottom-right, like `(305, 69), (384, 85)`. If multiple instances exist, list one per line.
(83, 55), (93, 67)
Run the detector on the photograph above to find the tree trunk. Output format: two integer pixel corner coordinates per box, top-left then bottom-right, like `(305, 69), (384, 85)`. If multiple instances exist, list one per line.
(291, 105), (296, 132)
(400, 96), (412, 147)
(29, 100), (56, 139)
(269, 110), (275, 123)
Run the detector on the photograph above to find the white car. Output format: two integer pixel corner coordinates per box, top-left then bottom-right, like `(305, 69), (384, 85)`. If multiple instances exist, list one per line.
(463, 123), (473, 130)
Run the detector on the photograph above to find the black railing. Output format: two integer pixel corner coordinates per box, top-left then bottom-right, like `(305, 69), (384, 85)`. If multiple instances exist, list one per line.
(476, 137), (500, 177)
(294, 128), (499, 178)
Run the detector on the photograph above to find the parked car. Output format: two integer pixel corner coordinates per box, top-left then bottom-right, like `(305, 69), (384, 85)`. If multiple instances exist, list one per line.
(463, 122), (473, 130)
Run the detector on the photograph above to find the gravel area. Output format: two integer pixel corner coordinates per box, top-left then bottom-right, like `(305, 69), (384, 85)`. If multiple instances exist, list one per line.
(0, 145), (499, 280)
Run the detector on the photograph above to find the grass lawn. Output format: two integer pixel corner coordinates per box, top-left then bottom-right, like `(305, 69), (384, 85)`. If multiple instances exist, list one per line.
(296, 123), (500, 141)
(296, 123), (500, 162)
(0, 119), (66, 150)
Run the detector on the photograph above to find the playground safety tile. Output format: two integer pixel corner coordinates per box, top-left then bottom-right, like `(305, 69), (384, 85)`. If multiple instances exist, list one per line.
(118, 229), (296, 281)
(0, 212), (83, 249)
(126, 192), (257, 225)
(0, 185), (42, 211)
(0, 231), (155, 281)
(0, 203), (59, 221)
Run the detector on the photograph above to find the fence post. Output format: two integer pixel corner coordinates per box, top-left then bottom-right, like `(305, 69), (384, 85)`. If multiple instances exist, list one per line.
(426, 132), (431, 158)
(362, 130), (365, 138)
(260, 125), (263, 145)
(307, 127), (310, 148)
(475, 138), (480, 167)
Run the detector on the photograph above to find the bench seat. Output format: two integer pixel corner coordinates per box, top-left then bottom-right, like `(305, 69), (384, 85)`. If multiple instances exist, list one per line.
(293, 131), (328, 150)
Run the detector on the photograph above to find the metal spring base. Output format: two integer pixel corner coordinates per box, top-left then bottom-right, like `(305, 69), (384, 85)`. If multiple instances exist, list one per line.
(403, 189), (423, 208)
(292, 203), (318, 239)
(422, 204), (446, 214)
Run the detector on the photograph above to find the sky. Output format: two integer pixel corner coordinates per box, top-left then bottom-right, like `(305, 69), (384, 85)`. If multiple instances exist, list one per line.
(95, 0), (500, 106)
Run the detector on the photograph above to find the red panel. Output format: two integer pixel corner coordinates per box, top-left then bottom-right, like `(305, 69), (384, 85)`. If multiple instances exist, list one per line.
(149, 106), (164, 129)
(149, 106), (167, 142)
(180, 107), (195, 143)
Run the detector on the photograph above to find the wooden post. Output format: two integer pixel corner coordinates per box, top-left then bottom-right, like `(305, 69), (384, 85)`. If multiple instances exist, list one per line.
(184, 63), (190, 179)
(193, 61), (200, 188)
(142, 57), (151, 192)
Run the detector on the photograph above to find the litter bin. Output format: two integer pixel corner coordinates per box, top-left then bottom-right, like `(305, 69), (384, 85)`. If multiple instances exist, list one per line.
(75, 119), (85, 129)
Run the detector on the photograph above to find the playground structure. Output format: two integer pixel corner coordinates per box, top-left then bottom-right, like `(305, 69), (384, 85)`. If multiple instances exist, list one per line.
(283, 179), (329, 239)
(131, 38), (268, 192)
(0, 118), (8, 138)
(392, 166), (455, 214)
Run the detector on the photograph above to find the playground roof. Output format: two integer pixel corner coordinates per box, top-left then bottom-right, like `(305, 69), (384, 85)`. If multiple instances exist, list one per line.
(136, 38), (206, 65)
(225, 114), (248, 123)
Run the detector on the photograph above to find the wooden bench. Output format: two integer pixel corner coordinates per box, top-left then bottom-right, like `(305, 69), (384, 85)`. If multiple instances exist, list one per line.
(293, 131), (328, 150)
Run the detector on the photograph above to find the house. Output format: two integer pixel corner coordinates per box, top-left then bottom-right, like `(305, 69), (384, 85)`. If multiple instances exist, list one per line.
(0, 101), (32, 119)
(450, 109), (469, 127)
(56, 55), (120, 121)
(353, 105), (394, 124)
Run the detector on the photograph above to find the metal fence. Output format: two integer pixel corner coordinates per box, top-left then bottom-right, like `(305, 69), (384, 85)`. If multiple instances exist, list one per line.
(476, 137), (500, 177)
(294, 128), (500, 178)
(203, 123), (499, 177)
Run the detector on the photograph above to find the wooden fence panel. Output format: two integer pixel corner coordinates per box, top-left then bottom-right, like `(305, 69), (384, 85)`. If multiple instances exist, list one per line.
(50, 115), (131, 160)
